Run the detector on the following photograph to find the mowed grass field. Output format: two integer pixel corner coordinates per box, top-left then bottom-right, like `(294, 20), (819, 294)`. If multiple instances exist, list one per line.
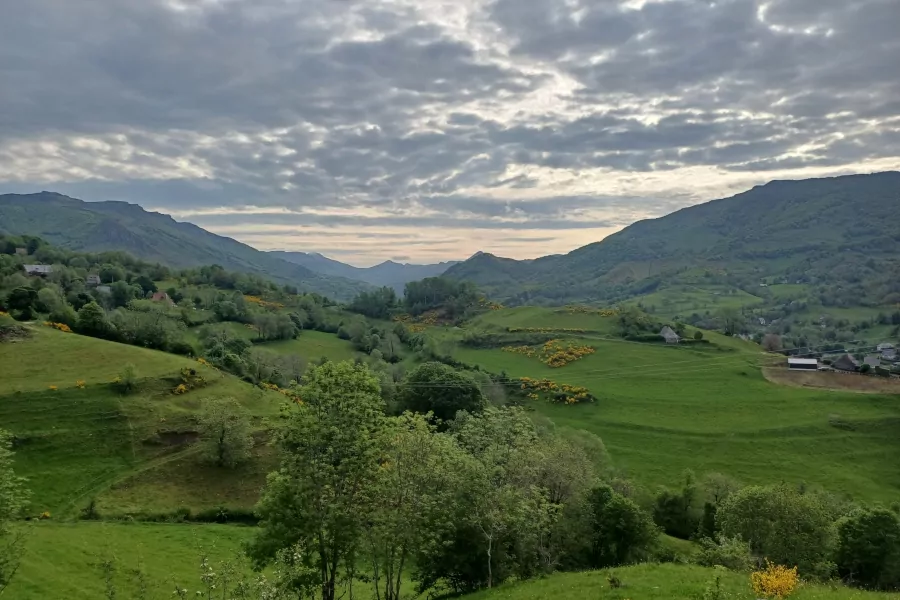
(448, 309), (900, 502)
(627, 284), (764, 320)
(0, 327), (283, 516)
(464, 564), (900, 600)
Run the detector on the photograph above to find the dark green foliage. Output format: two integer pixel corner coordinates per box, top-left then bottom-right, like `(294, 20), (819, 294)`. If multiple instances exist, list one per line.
(717, 485), (836, 578)
(695, 535), (754, 572)
(76, 301), (112, 338)
(5, 287), (37, 312)
(835, 507), (900, 590)
(404, 277), (478, 318)
(587, 484), (659, 568)
(694, 330), (704, 341)
(397, 362), (486, 425)
(653, 471), (701, 540)
(347, 286), (398, 319)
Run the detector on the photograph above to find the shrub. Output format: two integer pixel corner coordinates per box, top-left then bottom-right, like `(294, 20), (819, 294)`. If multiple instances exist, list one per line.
(116, 364), (138, 394)
(694, 331), (704, 341)
(696, 535), (755, 572)
(587, 484), (659, 568)
(835, 507), (900, 590)
(397, 362), (486, 426)
(751, 560), (799, 599)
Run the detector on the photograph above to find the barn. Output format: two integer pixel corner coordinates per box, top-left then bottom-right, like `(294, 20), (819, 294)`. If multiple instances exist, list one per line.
(787, 358), (818, 370)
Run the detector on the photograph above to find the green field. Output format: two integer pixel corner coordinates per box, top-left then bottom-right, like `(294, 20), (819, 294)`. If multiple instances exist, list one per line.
(12, 522), (254, 600)
(467, 306), (622, 333)
(464, 564), (900, 600)
(445, 309), (900, 502)
(0, 327), (283, 516)
(628, 285), (764, 320)
(256, 329), (360, 362)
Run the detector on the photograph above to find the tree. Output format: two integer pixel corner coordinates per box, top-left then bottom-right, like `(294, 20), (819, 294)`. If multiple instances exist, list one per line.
(397, 362), (486, 426)
(5, 287), (36, 312)
(133, 275), (158, 296)
(36, 286), (65, 314)
(198, 398), (253, 468)
(762, 333), (783, 352)
(250, 361), (386, 600)
(835, 507), (900, 590)
(365, 413), (473, 600)
(653, 470), (701, 540)
(587, 484), (659, 568)
(76, 301), (112, 337)
(0, 429), (30, 594)
(698, 472), (741, 538)
(718, 307), (742, 336)
(717, 485), (836, 578)
(693, 330), (704, 341)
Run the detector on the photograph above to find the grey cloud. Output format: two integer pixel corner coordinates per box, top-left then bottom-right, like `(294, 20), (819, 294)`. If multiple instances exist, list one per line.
(0, 0), (898, 261)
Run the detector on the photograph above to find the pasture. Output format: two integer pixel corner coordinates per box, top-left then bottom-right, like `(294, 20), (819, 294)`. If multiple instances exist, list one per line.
(445, 310), (900, 502)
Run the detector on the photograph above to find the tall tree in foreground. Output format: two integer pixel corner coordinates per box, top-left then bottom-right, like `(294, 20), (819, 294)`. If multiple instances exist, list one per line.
(198, 397), (253, 468)
(0, 428), (29, 595)
(250, 361), (386, 600)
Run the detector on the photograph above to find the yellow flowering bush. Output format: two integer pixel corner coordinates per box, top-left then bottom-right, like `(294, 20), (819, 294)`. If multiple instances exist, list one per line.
(519, 377), (593, 404)
(75, 380), (86, 389)
(39, 511), (51, 520)
(244, 295), (285, 309)
(751, 561), (799, 599)
(503, 339), (595, 367)
(173, 383), (188, 395)
(48, 385), (58, 391)
(43, 321), (72, 333)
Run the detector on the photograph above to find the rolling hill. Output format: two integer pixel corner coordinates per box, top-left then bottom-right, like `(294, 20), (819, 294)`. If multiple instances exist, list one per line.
(0, 192), (371, 300)
(445, 172), (900, 307)
(270, 250), (458, 291)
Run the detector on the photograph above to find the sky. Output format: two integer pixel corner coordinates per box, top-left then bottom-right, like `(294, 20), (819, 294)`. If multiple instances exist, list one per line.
(1, 0), (899, 267)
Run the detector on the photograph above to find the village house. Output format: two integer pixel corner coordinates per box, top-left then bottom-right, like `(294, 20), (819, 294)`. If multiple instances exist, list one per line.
(877, 343), (896, 361)
(831, 354), (860, 372)
(659, 326), (681, 344)
(86, 274), (101, 286)
(23, 264), (52, 276)
(787, 358), (818, 371)
(863, 355), (881, 369)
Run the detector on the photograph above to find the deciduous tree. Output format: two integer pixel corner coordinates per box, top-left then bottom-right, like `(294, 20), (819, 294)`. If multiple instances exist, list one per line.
(198, 397), (253, 468)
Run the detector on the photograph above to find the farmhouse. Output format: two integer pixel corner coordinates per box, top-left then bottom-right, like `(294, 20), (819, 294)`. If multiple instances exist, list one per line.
(877, 343), (896, 361)
(23, 264), (52, 276)
(787, 358), (818, 370)
(863, 355), (881, 369)
(832, 354), (860, 372)
(86, 274), (101, 286)
(659, 326), (680, 344)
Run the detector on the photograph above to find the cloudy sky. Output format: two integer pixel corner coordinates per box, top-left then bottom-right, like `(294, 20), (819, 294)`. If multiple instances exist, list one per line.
(2, 0), (898, 266)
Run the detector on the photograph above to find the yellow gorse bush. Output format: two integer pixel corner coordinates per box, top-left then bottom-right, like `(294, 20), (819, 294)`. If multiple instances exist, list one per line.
(48, 385), (58, 391)
(75, 380), (86, 389)
(43, 321), (72, 333)
(243, 295), (285, 309)
(504, 339), (595, 368)
(519, 377), (592, 405)
(751, 561), (799, 599)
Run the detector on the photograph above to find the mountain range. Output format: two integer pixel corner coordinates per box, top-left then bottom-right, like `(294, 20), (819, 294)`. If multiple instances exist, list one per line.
(270, 251), (458, 292)
(445, 171), (900, 307)
(0, 192), (371, 300)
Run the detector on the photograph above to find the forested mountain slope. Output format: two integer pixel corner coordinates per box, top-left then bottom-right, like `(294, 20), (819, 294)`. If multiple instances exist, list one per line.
(271, 250), (458, 291)
(446, 172), (900, 306)
(0, 192), (370, 300)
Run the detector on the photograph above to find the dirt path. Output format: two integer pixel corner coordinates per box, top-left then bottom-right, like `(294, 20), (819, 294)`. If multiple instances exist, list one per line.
(763, 367), (900, 394)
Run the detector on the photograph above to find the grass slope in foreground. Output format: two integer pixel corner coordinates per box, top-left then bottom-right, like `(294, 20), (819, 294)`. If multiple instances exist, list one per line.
(464, 564), (900, 600)
(0, 326), (283, 516)
(451, 308), (900, 502)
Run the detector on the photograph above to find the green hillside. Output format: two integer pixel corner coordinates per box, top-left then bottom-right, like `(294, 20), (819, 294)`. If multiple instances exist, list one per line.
(0, 192), (371, 300)
(0, 326), (283, 516)
(443, 307), (900, 502)
(446, 172), (900, 310)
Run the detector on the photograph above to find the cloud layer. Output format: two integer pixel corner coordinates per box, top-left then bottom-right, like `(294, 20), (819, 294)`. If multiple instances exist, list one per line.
(2, 0), (898, 264)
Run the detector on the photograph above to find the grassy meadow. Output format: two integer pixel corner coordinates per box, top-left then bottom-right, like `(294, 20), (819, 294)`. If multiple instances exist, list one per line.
(464, 564), (900, 600)
(448, 308), (900, 501)
(0, 326), (284, 516)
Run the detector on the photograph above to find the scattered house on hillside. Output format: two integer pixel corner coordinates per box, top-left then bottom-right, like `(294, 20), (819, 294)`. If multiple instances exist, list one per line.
(86, 274), (101, 286)
(758, 317), (766, 326)
(659, 326), (681, 344)
(151, 291), (175, 306)
(832, 354), (860, 372)
(23, 264), (52, 276)
(787, 358), (818, 371)
(877, 343), (896, 361)
(863, 355), (881, 369)
(877, 342), (895, 352)
(96, 285), (111, 294)
(14, 247), (27, 256)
